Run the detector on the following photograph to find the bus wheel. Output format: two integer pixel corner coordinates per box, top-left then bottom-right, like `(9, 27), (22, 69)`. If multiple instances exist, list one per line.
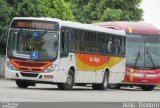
(92, 84), (100, 90)
(99, 72), (109, 90)
(108, 84), (121, 89)
(15, 80), (30, 88)
(92, 72), (109, 90)
(57, 70), (74, 90)
(57, 83), (63, 90)
(140, 85), (155, 91)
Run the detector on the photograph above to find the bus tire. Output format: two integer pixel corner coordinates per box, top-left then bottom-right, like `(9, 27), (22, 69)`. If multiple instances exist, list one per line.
(57, 70), (74, 90)
(15, 80), (30, 88)
(108, 84), (121, 89)
(92, 72), (109, 90)
(57, 83), (63, 90)
(99, 72), (109, 90)
(92, 84), (100, 90)
(140, 85), (155, 91)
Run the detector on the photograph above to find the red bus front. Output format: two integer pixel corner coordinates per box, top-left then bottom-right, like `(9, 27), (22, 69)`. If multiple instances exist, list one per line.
(124, 34), (160, 85)
(125, 67), (160, 84)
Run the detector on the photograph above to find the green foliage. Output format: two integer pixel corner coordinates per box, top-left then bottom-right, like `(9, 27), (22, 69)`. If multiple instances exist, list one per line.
(16, 0), (38, 17)
(0, 0), (74, 51)
(67, 0), (143, 23)
(7, 0), (74, 19)
(0, 0), (12, 43)
(0, 0), (13, 54)
(37, 0), (74, 20)
(100, 8), (123, 21)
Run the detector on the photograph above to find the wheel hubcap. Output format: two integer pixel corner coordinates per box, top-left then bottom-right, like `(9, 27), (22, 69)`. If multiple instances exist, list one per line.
(103, 75), (108, 87)
(66, 75), (72, 85)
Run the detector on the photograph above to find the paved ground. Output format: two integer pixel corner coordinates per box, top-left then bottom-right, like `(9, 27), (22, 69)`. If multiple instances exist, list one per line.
(0, 80), (160, 102)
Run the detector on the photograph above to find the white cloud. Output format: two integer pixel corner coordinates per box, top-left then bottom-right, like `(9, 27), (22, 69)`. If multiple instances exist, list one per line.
(140, 0), (160, 29)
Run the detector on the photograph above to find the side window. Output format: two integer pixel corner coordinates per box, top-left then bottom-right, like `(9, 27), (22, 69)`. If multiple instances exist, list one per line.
(61, 31), (69, 52)
(70, 29), (88, 52)
(60, 28), (69, 57)
(88, 32), (97, 53)
(97, 33), (105, 54)
(79, 30), (87, 52)
(71, 29), (77, 51)
(114, 36), (121, 56)
(113, 36), (125, 56)
(104, 34), (109, 54)
(106, 35), (113, 55)
(121, 37), (125, 56)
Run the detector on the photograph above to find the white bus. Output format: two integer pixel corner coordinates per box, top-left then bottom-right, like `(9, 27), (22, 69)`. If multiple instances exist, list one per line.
(5, 17), (126, 90)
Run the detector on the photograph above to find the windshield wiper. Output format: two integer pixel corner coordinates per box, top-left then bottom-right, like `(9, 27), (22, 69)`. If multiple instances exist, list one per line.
(134, 48), (141, 68)
(40, 30), (47, 38)
(146, 47), (156, 68)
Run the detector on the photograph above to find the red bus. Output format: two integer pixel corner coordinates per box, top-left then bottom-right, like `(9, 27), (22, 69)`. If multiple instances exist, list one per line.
(94, 22), (160, 91)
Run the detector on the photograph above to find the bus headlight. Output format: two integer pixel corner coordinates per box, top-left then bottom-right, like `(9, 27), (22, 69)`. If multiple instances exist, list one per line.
(43, 65), (57, 73)
(6, 60), (16, 70)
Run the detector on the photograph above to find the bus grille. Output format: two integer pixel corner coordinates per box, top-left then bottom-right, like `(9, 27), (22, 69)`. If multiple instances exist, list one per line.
(10, 59), (52, 72)
(20, 73), (39, 77)
(15, 61), (46, 67)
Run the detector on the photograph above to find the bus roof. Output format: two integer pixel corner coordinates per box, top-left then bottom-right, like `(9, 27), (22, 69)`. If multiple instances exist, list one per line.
(93, 21), (160, 35)
(11, 17), (126, 36)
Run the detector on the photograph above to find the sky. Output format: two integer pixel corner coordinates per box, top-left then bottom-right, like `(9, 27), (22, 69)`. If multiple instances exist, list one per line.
(140, 0), (160, 29)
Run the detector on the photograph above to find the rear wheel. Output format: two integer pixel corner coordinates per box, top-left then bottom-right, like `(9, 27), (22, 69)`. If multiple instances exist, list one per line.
(92, 84), (100, 90)
(57, 70), (74, 90)
(140, 85), (155, 91)
(92, 72), (109, 90)
(99, 72), (109, 90)
(15, 80), (33, 88)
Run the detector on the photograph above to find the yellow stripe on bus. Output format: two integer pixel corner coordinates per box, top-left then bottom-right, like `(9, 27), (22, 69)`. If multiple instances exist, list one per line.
(75, 54), (124, 71)
(130, 68), (134, 81)
(128, 27), (133, 33)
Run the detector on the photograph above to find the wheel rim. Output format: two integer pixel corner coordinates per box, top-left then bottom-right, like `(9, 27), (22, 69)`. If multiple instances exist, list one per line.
(66, 75), (72, 86)
(109, 84), (116, 88)
(103, 75), (108, 87)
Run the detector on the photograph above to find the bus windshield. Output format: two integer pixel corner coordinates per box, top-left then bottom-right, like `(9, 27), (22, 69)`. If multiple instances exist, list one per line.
(7, 30), (58, 61)
(126, 34), (160, 69)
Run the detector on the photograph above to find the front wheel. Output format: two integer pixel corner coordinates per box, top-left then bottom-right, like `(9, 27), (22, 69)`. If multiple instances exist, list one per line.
(15, 80), (31, 88)
(140, 85), (155, 91)
(57, 70), (74, 90)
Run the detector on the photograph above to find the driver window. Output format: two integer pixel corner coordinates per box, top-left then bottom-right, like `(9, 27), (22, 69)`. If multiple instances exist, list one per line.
(61, 31), (69, 52)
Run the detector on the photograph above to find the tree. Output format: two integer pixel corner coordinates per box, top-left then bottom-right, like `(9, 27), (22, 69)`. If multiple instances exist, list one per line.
(0, 0), (74, 54)
(36, 0), (74, 20)
(67, 0), (90, 23)
(7, 0), (74, 20)
(100, 8), (122, 21)
(0, 0), (12, 43)
(0, 0), (13, 54)
(0, 0), (75, 55)
(67, 0), (143, 23)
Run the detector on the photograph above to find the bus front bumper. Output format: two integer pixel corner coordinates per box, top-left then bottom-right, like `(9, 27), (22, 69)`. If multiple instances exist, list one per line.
(5, 66), (67, 83)
(122, 72), (160, 84)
